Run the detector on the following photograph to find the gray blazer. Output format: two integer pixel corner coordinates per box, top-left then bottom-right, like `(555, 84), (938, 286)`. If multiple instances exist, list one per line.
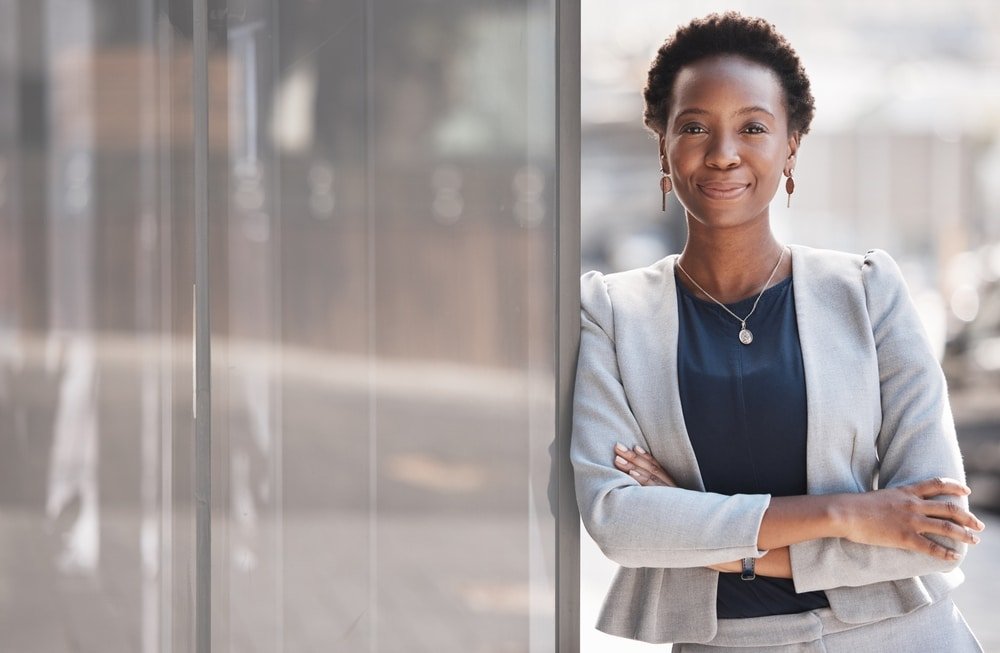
(571, 245), (968, 644)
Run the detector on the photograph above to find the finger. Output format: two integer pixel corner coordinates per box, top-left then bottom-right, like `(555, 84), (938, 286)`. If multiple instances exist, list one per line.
(908, 532), (962, 562)
(613, 442), (677, 486)
(911, 477), (971, 499)
(614, 442), (637, 462)
(613, 453), (633, 473)
(613, 453), (651, 483)
(632, 445), (664, 471)
(615, 455), (667, 487)
(627, 448), (666, 478)
(921, 500), (986, 532)
(629, 447), (676, 487)
(628, 468), (665, 487)
(614, 442), (664, 476)
(916, 515), (981, 546)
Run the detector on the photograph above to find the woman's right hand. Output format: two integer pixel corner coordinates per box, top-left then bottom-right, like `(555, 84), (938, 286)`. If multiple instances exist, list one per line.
(836, 477), (985, 560)
(612, 441), (677, 487)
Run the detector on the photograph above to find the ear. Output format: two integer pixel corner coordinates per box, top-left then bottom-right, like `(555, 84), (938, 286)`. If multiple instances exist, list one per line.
(784, 132), (800, 176)
(658, 134), (669, 174)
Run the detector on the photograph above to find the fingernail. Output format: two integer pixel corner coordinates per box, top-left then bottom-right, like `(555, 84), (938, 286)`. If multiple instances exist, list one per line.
(629, 470), (642, 478)
(972, 535), (981, 544)
(615, 455), (628, 466)
(614, 442), (627, 453)
(978, 520), (986, 530)
(635, 445), (647, 455)
(949, 550), (960, 560)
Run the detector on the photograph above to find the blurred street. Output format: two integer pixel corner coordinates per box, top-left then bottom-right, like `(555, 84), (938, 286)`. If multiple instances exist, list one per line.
(0, 339), (556, 652)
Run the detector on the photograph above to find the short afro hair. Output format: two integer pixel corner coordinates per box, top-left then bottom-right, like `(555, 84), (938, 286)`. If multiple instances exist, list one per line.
(643, 12), (815, 136)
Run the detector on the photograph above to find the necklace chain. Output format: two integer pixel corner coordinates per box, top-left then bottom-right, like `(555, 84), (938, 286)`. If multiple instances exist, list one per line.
(676, 246), (786, 345)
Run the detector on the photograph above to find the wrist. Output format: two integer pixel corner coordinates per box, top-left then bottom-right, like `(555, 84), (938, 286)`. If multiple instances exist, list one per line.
(826, 493), (853, 539)
(709, 560), (742, 573)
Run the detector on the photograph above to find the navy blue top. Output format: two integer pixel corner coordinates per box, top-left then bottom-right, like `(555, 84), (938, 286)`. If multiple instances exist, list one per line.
(674, 271), (829, 619)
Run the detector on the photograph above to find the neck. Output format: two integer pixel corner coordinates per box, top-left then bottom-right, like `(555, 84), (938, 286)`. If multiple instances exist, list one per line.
(677, 221), (787, 304)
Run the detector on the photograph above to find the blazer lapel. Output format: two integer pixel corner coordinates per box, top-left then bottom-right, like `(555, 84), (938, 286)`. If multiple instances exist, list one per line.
(618, 255), (707, 492)
(789, 244), (871, 494)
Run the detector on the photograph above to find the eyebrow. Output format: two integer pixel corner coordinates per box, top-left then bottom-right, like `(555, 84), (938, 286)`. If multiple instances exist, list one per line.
(674, 106), (776, 120)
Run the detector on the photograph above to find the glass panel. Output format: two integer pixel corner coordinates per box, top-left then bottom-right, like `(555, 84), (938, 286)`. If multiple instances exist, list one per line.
(210, 1), (561, 651)
(0, 0), (568, 650)
(0, 1), (198, 651)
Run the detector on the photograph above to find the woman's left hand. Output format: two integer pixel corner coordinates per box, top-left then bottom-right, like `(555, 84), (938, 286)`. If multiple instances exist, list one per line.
(613, 443), (677, 487)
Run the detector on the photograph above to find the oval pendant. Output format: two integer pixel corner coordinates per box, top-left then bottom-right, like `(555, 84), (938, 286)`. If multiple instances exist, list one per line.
(739, 328), (753, 345)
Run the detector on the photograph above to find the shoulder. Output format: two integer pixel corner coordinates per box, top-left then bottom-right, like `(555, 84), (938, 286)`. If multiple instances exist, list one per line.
(791, 244), (903, 278)
(791, 244), (907, 296)
(860, 249), (917, 329)
(790, 243), (864, 278)
(860, 248), (909, 297)
(791, 246), (915, 338)
(580, 256), (676, 329)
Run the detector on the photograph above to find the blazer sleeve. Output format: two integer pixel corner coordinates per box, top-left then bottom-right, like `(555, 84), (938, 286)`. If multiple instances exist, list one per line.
(571, 270), (771, 569)
(789, 248), (968, 593)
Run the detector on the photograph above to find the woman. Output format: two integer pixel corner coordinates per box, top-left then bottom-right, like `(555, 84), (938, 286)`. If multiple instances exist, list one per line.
(571, 12), (984, 652)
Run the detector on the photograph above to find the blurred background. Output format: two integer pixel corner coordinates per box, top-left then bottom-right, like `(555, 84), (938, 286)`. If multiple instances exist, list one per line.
(0, 0), (565, 651)
(579, 1), (1000, 651)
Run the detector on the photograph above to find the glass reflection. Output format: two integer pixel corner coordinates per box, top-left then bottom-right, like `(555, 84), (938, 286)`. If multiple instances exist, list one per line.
(0, 0), (561, 651)
(215, 2), (558, 650)
(0, 1), (197, 650)
(44, 0), (98, 576)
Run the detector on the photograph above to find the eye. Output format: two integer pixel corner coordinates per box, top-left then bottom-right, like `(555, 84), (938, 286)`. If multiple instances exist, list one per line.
(680, 123), (707, 134)
(742, 123), (768, 134)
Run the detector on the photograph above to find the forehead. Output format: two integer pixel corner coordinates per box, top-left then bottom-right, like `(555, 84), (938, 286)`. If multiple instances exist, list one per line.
(670, 55), (786, 119)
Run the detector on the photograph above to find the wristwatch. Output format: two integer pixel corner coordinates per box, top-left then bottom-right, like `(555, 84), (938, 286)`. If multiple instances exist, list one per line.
(740, 557), (756, 581)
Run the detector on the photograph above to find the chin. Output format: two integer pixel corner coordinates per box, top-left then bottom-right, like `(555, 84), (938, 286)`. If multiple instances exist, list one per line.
(684, 204), (770, 230)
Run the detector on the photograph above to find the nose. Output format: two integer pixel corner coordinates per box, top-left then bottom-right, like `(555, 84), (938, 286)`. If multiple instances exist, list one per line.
(704, 133), (741, 169)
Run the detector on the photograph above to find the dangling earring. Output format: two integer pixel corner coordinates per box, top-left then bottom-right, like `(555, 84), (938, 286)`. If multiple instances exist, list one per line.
(785, 171), (795, 208)
(660, 170), (672, 212)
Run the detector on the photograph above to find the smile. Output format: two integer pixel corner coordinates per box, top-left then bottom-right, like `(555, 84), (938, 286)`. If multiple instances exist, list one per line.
(697, 183), (750, 200)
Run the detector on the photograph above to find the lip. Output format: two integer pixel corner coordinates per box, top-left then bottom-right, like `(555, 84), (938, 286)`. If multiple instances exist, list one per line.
(697, 182), (750, 200)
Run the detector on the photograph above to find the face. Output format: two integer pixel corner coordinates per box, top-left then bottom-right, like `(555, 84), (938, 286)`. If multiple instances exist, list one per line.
(660, 55), (798, 230)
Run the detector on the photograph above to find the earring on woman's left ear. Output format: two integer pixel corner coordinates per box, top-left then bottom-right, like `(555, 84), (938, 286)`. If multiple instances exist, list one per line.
(660, 170), (672, 212)
(785, 171), (795, 208)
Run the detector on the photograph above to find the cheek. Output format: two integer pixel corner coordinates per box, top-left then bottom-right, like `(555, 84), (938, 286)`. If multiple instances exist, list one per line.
(666, 143), (701, 174)
(749, 145), (788, 176)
